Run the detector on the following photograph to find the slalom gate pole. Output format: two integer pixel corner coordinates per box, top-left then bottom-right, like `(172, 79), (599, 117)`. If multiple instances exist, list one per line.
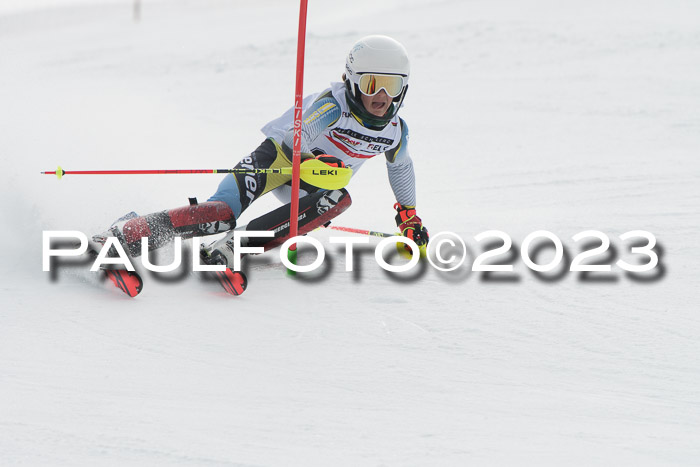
(287, 0), (309, 276)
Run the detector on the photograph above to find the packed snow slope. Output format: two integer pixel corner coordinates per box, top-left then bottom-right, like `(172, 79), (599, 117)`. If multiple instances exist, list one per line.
(1, 0), (699, 465)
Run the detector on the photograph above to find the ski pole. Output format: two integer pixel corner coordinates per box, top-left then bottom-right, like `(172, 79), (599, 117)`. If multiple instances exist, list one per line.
(323, 225), (427, 258)
(41, 159), (352, 190)
(324, 225), (396, 238)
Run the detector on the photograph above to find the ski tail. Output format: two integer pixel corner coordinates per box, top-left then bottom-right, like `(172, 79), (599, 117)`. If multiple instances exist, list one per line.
(214, 269), (248, 296)
(80, 241), (144, 297)
(104, 269), (143, 297)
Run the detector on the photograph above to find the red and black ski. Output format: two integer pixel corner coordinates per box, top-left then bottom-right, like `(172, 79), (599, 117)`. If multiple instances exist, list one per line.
(104, 269), (144, 298)
(213, 269), (248, 296)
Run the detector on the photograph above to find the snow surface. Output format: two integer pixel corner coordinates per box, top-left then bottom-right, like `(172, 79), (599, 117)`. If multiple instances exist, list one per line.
(1, 0), (700, 465)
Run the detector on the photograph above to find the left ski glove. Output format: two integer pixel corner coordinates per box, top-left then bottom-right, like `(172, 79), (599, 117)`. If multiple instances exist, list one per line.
(310, 154), (346, 168)
(394, 203), (429, 246)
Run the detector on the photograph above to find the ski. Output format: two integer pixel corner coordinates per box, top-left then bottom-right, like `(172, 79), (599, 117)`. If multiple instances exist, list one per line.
(213, 269), (248, 296)
(104, 268), (144, 298)
(82, 240), (144, 298)
(68, 188), (350, 297)
(83, 212), (145, 298)
(91, 213), (245, 297)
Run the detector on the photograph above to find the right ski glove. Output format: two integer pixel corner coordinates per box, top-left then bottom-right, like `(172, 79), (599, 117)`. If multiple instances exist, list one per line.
(394, 203), (429, 246)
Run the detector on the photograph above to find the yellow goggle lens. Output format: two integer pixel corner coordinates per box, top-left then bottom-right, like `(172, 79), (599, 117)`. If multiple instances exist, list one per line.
(358, 74), (405, 98)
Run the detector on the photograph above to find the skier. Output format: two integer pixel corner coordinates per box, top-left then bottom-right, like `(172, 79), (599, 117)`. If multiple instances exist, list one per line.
(96, 35), (429, 293)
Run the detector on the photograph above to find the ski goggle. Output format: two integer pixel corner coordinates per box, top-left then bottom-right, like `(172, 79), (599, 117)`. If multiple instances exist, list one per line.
(357, 73), (406, 98)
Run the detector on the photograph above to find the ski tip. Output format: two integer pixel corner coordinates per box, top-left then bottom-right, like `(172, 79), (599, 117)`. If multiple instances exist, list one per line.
(396, 241), (427, 260)
(105, 269), (143, 297)
(215, 269), (248, 296)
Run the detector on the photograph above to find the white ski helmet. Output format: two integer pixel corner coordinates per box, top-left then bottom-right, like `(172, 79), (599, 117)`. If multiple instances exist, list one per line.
(344, 35), (410, 127)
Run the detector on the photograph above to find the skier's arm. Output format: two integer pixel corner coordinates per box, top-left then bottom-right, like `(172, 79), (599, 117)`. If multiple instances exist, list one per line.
(385, 118), (416, 207)
(385, 119), (428, 246)
(281, 93), (341, 159)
